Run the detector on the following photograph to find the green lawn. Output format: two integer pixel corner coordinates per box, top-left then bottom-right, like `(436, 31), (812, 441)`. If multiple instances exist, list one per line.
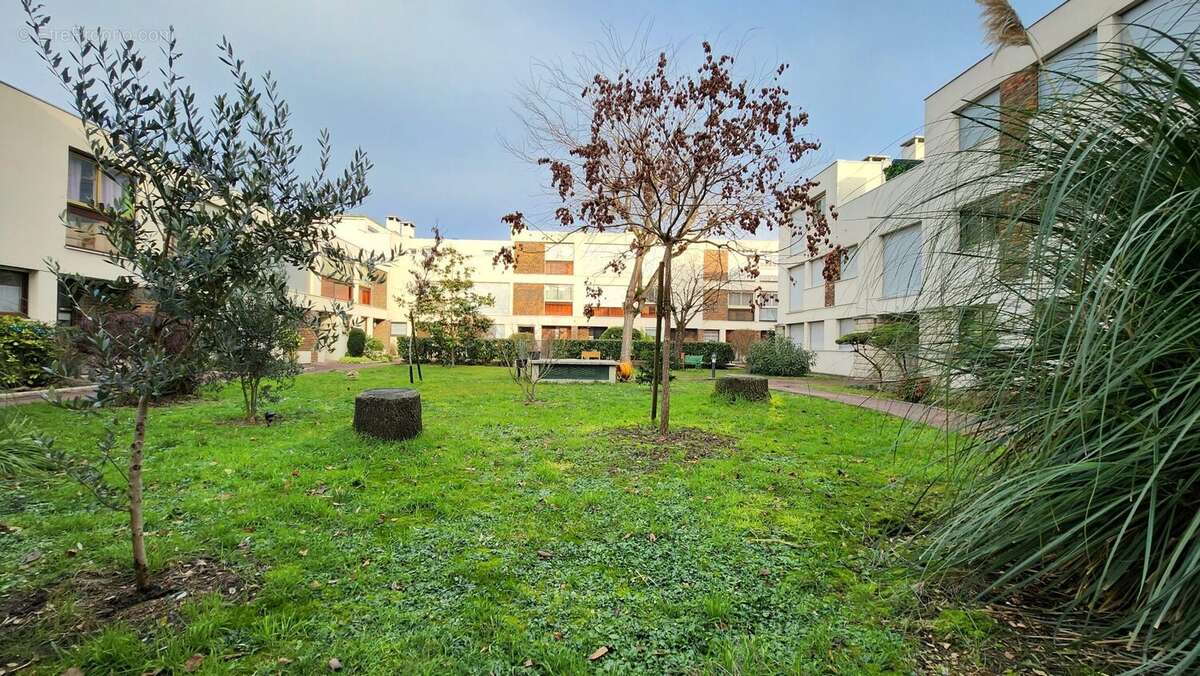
(1, 366), (954, 674)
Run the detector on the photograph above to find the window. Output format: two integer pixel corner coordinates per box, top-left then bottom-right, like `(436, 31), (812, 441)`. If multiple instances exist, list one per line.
(840, 246), (859, 280)
(787, 323), (804, 346)
(838, 318), (857, 351)
(68, 151), (130, 210)
(728, 291), (754, 307)
(958, 90), (1000, 150)
(1123, 0), (1200, 66)
(545, 243), (574, 261)
(487, 324), (508, 339)
(759, 294), (778, 322)
(808, 321), (825, 350)
(703, 329), (720, 342)
(809, 258), (825, 288)
(475, 282), (511, 315)
(882, 224), (924, 298)
(57, 281), (77, 325)
(644, 325), (657, 339)
(1039, 32), (1098, 105)
(359, 286), (372, 306)
(0, 269), (28, 315)
(321, 276), (352, 301)
(958, 199), (1003, 250)
(544, 284), (573, 301)
(390, 321), (409, 337)
(788, 264), (804, 310)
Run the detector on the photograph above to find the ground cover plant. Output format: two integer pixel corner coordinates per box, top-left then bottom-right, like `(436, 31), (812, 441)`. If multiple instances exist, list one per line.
(0, 366), (1009, 674)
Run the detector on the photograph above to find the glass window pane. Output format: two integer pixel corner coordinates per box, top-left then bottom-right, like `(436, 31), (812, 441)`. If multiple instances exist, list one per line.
(958, 89), (1000, 150)
(1123, 0), (1200, 66)
(882, 224), (924, 298)
(0, 270), (25, 313)
(68, 153), (96, 204)
(1039, 32), (1098, 104)
(809, 258), (824, 287)
(808, 321), (825, 350)
(841, 246), (859, 280)
(788, 265), (804, 310)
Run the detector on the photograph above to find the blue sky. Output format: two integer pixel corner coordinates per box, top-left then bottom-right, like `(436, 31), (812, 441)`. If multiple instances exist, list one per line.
(1, 0), (1061, 239)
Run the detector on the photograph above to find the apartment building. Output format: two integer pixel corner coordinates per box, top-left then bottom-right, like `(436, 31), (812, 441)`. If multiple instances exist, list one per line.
(778, 0), (1198, 376)
(0, 80), (129, 324)
(297, 215), (779, 363)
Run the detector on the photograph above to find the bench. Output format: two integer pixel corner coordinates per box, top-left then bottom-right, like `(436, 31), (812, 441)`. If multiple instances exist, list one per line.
(580, 350), (602, 360)
(683, 354), (705, 369)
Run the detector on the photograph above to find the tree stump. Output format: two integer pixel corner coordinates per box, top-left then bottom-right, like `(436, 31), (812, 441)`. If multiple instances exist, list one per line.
(354, 388), (422, 440)
(713, 375), (770, 402)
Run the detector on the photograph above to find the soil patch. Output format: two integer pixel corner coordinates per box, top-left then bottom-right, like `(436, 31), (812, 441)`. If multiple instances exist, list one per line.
(1, 557), (253, 653)
(600, 425), (737, 468)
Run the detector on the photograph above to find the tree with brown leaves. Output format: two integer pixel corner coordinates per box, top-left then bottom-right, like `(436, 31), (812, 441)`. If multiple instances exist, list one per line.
(503, 41), (828, 435)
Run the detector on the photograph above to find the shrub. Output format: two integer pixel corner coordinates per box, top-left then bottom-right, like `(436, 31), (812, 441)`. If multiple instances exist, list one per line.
(599, 326), (642, 340)
(895, 376), (931, 403)
(0, 316), (58, 390)
(746, 337), (814, 377)
(346, 328), (367, 357)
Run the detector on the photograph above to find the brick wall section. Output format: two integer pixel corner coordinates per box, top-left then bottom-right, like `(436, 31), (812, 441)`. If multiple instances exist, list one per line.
(703, 250), (728, 280)
(703, 290), (728, 320)
(824, 282), (835, 308)
(513, 283), (544, 315)
(371, 319), (392, 352)
(514, 242), (545, 274)
(999, 65), (1038, 167)
(371, 280), (388, 309)
(298, 326), (318, 351)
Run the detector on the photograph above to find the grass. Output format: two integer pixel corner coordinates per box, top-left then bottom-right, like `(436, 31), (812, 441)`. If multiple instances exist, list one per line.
(0, 365), (965, 673)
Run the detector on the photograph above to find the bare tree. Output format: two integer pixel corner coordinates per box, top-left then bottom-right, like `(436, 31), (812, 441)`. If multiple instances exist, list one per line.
(668, 252), (728, 350)
(501, 336), (555, 403)
(502, 41), (829, 435)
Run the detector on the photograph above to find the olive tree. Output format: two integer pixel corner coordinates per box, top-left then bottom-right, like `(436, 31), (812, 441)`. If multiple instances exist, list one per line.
(24, 2), (390, 591)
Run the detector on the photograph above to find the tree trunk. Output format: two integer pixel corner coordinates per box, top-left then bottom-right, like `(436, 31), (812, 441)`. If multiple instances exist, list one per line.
(620, 247), (647, 362)
(129, 394), (151, 592)
(659, 245), (674, 437)
(650, 260), (665, 421)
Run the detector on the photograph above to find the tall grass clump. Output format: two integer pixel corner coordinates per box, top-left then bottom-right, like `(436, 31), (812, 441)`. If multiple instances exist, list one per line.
(917, 18), (1200, 672)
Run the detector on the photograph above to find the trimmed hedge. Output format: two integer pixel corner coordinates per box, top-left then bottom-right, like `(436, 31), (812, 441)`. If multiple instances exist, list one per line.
(396, 335), (733, 369)
(713, 375), (770, 402)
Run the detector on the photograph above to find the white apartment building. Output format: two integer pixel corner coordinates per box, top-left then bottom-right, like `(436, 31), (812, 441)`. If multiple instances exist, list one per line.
(295, 215), (779, 363)
(778, 0), (1198, 376)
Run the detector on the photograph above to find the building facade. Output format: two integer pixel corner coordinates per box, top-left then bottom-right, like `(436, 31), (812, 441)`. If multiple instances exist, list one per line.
(295, 216), (779, 363)
(777, 0), (1198, 376)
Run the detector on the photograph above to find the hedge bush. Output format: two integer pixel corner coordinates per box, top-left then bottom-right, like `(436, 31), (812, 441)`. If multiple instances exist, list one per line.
(393, 335), (729, 369)
(0, 316), (58, 390)
(346, 328), (367, 357)
(746, 336), (815, 377)
(599, 326), (643, 341)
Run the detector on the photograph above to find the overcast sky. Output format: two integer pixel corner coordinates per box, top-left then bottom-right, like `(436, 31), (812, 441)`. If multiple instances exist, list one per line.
(1, 0), (1061, 240)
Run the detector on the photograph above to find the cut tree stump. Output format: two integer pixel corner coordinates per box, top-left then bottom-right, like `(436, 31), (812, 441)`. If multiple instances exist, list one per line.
(353, 388), (422, 440)
(713, 375), (770, 402)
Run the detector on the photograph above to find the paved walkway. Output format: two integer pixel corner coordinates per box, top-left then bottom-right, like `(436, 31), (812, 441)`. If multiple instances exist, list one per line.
(768, 378), (974, 432)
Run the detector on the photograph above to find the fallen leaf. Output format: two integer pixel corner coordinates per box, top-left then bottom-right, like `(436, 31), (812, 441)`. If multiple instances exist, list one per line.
(647, 532), (657, 542)
(62, 669), (84, 676)
(328, 657), (343, 671)
(277, 657), (293, 665)
(523, 658), (534, 667)
(588, 646), (609, 661)
(536, 550), (552, 560)
(298, 549), (309, 557)
(21, 549), (42, 565)
(184, 653), (204, 672)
